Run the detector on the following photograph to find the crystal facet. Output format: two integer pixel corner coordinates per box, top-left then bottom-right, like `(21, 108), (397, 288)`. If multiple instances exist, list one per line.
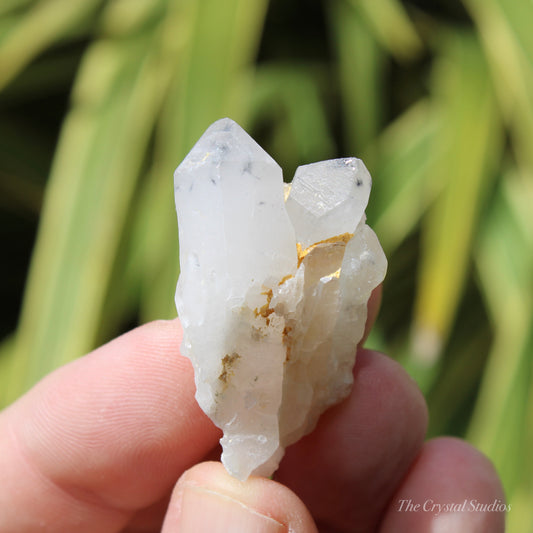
(174, 118), (387, 481)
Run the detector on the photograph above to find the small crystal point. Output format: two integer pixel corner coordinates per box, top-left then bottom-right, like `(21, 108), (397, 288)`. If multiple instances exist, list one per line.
(174, 119), (386, 481)
(285, 158), (372, 249)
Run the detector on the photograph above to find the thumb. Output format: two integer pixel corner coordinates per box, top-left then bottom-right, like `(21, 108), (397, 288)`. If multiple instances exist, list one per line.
(162, 461), (318, 532)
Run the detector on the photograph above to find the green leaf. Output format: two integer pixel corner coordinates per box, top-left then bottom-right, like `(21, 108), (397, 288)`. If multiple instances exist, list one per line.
(507, 362), (533, 533)
(370, 100), (438, 252)
(348, 0), (423, 61)
(466, 0), (533, 170)
(0, 0), (104, 90)
(328, 0), (385, 158)
(468, 173), (533, 497)
(249, 63), (334, 172)
(4, 8), (172, 404)
(412, 32), (501, 363)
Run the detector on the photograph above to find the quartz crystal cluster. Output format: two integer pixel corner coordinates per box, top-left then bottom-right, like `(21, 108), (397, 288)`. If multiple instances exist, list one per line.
(174, 118), (387, 481)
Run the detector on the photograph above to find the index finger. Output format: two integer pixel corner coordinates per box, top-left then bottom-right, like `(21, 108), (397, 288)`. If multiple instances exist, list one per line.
(0, 319), (220, 532)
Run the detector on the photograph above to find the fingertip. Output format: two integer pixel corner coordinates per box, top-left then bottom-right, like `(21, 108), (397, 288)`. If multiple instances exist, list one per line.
(380, 437), (507, 533)
(423, 437), (505, 497)
(0, 318), (220, 526)
(355, 349), (429, 439)
(162, 462), (317, 533)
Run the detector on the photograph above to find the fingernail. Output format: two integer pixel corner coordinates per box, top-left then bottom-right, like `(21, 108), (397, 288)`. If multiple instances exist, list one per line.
(178, 484), (285, 533)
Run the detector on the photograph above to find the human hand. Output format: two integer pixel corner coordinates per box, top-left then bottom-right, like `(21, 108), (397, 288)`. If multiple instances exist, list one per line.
(0, 294), (505, 532)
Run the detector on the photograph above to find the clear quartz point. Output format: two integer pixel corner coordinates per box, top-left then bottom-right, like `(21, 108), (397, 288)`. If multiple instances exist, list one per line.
(285, 158), (372, 248)
(174, 118), (387, 481)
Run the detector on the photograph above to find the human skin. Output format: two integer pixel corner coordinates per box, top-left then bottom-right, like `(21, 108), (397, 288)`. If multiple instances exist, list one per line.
(0, 290), (506, 532)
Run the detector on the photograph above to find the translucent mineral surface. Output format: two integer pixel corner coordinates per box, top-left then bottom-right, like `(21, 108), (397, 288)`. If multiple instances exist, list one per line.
(174, 118), (387, 481)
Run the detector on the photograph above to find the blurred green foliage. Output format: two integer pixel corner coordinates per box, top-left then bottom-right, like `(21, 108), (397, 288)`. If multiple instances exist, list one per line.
(0, 1), (532, 530)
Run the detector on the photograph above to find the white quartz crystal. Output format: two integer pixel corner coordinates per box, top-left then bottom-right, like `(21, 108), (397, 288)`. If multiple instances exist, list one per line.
(174, 118), (387, 481)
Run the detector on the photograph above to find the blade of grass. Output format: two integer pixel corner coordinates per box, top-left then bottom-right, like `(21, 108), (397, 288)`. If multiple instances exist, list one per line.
(507, 359), (533, 533)
(464, 5), (533, 510)
(4, 7), (173, 405)
(100, 1), (200, 328)
(0, 0), (104, 91)
(466, 0), (533, 171)
(328, 0), (385, 160)
(89, 0), (183, 342)
(348, 0), (422, 61)
(100, 0), (167, 36)
(411, 32), (501, 363)
(468, 172), (533, 498)
(370, 100), (438, 253)
(249, 63), (334, 172)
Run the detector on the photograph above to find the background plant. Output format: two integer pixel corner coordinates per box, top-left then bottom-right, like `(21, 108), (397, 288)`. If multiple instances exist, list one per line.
(0, 1), (532, 531)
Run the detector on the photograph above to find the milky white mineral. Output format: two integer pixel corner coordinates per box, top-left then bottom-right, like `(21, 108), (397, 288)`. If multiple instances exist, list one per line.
(174, 118), (387, 481)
